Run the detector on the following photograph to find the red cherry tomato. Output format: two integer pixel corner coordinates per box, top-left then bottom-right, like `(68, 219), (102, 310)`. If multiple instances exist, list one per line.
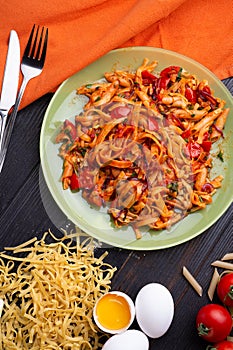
(196, 304), (232, 343)
(207, 340), (233, 350)
(217, 273), (233, 307)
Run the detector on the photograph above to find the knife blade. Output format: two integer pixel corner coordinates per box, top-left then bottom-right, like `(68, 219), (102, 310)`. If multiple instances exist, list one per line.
(0, 30), (20, 154)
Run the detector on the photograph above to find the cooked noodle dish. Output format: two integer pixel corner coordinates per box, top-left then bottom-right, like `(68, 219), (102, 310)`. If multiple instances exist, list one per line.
(55, 58), (229, 239)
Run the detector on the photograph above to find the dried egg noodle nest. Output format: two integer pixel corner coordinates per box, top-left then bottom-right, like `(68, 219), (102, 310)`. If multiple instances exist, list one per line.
(0, 231), (116, 349)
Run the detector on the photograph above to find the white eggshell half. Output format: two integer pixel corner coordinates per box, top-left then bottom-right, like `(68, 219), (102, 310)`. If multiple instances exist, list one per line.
(135, 283), (174, 338)
(102, 329), (149, 350)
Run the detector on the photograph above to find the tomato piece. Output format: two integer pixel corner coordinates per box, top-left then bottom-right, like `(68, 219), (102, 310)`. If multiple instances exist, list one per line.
(186, 141), (202, 159)
(209, 341), (233, 350)
(181, 129), (191, 140)
(185, 86), (197, 104)
(202, 140), (212, 153)
(70, 173), (79, 191)
(217, 273), (233, 307)
(196, 304), (232, 343)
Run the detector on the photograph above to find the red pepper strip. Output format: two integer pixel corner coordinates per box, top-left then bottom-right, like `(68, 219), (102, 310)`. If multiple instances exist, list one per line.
(202, 85), (211, 94)
(155, 66), (181, 94)
(160, 66), (181, 78)
(157, 76), (170, 91)
(142, 70), (157, 80)
(141, 70), (157, 85)
(185, 86), (197, 104)
(70, 173), (79, 191)
(64, 119), (77, 140)
(148, 117), (159, 131)
(187, 141), (202, 159)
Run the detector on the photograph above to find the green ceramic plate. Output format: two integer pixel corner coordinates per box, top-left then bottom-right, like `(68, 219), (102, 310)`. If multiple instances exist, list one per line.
(40, 47), (233, 250)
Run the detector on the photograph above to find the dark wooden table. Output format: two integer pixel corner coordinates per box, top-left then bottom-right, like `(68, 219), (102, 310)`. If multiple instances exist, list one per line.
(0, 78), (232, 350)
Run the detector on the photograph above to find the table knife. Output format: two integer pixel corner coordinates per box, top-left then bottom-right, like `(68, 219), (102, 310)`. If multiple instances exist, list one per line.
(0, 30), (20, 154)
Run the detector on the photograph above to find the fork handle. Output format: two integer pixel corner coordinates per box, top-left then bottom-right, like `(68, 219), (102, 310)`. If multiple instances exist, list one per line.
(0, 77), (29, 173)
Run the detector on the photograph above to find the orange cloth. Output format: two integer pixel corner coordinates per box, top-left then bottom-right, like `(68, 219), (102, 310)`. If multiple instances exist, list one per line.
(1, 0), (233, 109)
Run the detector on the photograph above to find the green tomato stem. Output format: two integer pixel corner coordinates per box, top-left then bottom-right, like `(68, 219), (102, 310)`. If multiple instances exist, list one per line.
(197, 323), (210, 336)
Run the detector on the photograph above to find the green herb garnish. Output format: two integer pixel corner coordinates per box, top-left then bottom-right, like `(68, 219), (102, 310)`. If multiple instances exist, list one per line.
(217, 151), (224, 162)
(167, 181), (178, 192)
(85, 84), (93, 89)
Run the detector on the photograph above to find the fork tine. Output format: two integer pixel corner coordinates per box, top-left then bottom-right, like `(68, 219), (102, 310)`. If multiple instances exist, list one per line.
(24, 24), (48, 65)
(40, 27), (48, 65)
(35, 27), (44, 60)
(24, 24), (36, 58)
(30, 25), (39, 58)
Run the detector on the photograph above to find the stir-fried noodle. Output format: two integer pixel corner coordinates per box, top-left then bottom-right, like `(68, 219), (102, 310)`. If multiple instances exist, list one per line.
(56, 59), (229, 238)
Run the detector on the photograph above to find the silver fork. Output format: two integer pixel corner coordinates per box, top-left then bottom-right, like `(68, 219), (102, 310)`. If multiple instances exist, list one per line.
(0, 24), (48, 172)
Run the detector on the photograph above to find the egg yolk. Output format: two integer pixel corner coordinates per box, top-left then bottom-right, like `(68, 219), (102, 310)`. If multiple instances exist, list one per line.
(95, 294), (131, 330)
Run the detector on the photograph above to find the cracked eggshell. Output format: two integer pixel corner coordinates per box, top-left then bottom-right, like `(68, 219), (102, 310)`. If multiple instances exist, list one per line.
(135, 283), (174, 338)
